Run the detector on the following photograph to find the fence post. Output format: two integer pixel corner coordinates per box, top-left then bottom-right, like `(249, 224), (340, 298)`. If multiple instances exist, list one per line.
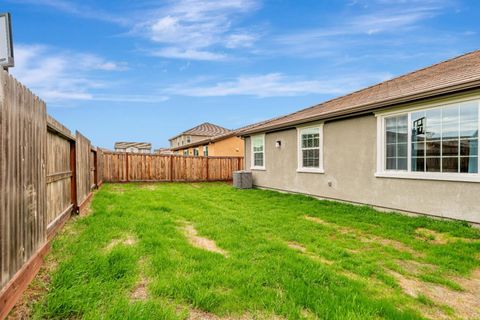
(125, 152), (129, 182)
(70, 140), (78, 214)
(93, 150), (98, 188)
(206, 157), (209, 181)
(170, 155), (174, 182)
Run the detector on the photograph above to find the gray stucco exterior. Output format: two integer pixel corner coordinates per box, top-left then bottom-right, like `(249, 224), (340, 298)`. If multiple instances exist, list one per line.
(245, 110), (480, 224)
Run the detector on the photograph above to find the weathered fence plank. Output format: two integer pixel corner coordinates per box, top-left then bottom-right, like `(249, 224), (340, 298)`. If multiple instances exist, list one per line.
(75, 131), (91, 212)
(0, 71), (47, 318)
(46, 117), (74, 231)
(102, 152), (243, 182)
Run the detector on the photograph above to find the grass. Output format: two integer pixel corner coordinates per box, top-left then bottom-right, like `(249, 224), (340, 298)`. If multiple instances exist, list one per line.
(28, 182), (480, 319)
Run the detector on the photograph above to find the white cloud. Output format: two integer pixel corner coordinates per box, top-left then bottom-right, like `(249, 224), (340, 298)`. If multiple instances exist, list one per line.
(164, 72), (392, 98)
(10, 44), (132, 103)
(277, 6), (443, 45)
(136, 0), (260, 60)
(225, 33), (258, 48)
(151, 47), (228, 61)
(10, 0), (128, 25)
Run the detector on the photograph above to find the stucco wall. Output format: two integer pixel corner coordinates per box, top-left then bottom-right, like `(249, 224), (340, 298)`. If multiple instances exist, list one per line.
(173, 136), (245, 157)
(170, 135), (206, 148)
(245, 114), (480, 223)
(210, 136), (244, 157)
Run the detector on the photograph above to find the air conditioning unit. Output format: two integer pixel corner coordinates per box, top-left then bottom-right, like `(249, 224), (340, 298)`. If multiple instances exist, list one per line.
(233, 171), (252, 189)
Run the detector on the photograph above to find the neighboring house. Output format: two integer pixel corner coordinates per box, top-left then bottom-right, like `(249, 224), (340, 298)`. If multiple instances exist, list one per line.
(154, 148), (173, 155)
(171, 130), (244, 157)
(169, 122), (230, 148)
(114, 142), (152, 153)
(241, 50), (480, 224)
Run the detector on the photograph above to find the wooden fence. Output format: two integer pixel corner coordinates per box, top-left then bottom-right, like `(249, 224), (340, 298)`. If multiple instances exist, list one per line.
(102, 152), (244, 182)
(0, 71), (103, 319)
(0, 70), (244, 319)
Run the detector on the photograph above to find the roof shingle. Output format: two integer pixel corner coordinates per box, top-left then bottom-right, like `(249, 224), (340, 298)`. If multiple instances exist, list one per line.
(114, 142), (152, 149)
(169, 122), (231, 140)
(242, 50), (480, 135)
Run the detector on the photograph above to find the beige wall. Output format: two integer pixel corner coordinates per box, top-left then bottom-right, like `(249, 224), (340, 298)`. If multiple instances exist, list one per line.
(173, 136), (245, 157)
(170, 134), (206, 148)
(210, 136), (244, 157)
(245, 114), (480, 224)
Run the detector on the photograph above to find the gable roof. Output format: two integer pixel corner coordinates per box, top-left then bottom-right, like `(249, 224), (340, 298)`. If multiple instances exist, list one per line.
(241, 50), (480, 135)
(114, 142), (152, 149)
(169, 119), (282, 151)
(169, 122), (231, 141)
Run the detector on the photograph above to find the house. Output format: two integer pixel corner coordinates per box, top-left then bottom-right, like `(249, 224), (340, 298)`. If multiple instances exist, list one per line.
(241, 50), (480, 224)
(170, 129), (244, 157)
(154, 148), (173, 155)
(169, 122), (230, 148)
(114, 142), (152, 153)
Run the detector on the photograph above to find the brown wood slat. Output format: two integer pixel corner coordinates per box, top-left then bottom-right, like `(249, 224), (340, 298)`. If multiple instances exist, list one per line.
(101, 152), (244, 182)
(46, 171), (72, 184)
(0, 70), (47, 293)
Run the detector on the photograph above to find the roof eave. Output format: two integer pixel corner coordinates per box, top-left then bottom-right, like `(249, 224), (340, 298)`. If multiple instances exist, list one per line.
(241, 80), (480, 136)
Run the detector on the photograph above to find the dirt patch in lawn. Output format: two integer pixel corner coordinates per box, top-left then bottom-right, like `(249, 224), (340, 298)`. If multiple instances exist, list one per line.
(186, 309), (284, 320)
(304, 215), (331, 226)
(182, 224), (228, 257)
(396, 259), (437, 275)
(131, 277), (148, 301)
(390, 269), (480, 319)
(137, 183), (157, 190)
(286, 241), (334, 265)
(105, 234), (137, 251)
(130, 258), (149, 301)
(287, 241), (306, 253)
(415, 228), (480, 244)
(304, 215), (421, 257)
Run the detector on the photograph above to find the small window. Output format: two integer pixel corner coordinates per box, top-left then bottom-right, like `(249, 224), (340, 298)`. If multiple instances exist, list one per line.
(297, 125), (324, 172)
(193, 148), (199, 156)
(251, 135), (265, 169)
(203, 146), (209, 156)
(183, 150), (188, 156)
(187, 136), (191, 143)
(385, 115), (408, 171)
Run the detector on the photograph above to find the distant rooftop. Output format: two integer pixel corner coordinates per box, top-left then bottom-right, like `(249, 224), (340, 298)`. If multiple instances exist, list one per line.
(169, 122), (230, 141)
(114, 142), (152, 149)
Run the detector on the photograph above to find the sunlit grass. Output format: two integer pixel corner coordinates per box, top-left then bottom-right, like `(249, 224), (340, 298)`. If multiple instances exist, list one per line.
(32, 182), (480, 319)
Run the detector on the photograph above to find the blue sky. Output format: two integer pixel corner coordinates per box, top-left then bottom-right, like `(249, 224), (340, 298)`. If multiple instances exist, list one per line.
(2, 0), (479, 149)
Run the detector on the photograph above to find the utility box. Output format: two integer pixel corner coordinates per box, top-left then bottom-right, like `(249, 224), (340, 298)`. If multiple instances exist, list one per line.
(233, 171), (252, 189)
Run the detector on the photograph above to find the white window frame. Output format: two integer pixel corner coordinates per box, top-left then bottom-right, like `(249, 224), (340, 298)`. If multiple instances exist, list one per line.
(376, 96), (480, 183)
(251, 134), (266, 170)
(297, 123), (324, 173)
(203, 146), (208, 157)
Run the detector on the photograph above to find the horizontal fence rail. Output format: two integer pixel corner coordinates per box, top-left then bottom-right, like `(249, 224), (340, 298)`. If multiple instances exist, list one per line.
(102, 152), (244, 182)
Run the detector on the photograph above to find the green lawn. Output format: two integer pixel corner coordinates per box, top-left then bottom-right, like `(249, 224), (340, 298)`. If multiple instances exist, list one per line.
(28, 183), (480, 319)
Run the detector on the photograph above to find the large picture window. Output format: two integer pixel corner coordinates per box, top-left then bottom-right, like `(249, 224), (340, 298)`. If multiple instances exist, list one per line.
(377, 99), (479, 181)
(251, 135), (265, 169)
(297, 125), (324, 173)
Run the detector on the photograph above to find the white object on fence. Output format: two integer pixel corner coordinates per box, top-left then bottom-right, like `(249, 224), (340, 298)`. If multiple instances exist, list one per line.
(0, 12), (14, 68)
